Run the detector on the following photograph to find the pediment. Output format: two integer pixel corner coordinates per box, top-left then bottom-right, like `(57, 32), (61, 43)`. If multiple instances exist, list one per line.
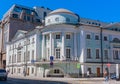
(12, 30), (27, 40)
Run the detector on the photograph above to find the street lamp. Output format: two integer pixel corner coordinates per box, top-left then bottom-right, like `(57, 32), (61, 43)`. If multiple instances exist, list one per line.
(24, 35), (29, 76)
(100, 27), (103, 77)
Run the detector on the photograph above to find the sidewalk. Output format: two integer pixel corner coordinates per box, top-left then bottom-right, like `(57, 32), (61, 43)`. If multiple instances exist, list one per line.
(8, 74), (120, 84)
(8, 74), (104, 82)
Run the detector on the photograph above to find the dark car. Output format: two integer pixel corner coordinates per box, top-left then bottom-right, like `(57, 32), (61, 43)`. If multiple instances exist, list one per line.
(110, 74), (116, 80)
(0, 69), (7, 81)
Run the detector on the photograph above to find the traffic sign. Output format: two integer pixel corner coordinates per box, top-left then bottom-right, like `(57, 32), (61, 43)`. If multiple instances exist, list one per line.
(106, 63), (111, 67)
(50, 56), (54, 61)
(31, 60), (36, 64)
(77, 63), (81, 69)
(50, 61), (53, 66)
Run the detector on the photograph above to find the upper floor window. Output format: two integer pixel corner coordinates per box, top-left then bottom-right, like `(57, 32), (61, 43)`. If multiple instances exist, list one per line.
(55, 17), (59, 22)
(96, 49), (100, 59)
(24, 15), (26, 21)
(104, 50), (108, 59)
(66, 34), (70, 39)
(66, 18), (70, 22)
(27, 16), (30, 21)
(47, 19), (51, 23)
(95, 35), (99, 40)
(66, 48), (71, 59)
(14, 7), (22, 12)
(104, 36), (108, 41)
(113, 50), (119, 59)
(25, 9), (31, 15)
(12, 14), (18, 18)
(36, 19), (40, 22)
(86, 34), (91, 39)
(56, 34), (60, 39)
(87, 49), (91, 58)
(43, 12), (47, 19)
(55, 48), (60, 59)
(32, 38), (35, 43)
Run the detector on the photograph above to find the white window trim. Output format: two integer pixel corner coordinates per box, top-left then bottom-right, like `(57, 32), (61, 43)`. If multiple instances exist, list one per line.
(55, 48), (61, 60)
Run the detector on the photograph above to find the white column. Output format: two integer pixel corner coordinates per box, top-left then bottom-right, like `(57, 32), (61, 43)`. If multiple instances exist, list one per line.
(80, 30), (86, 62)
(116, 64), (119, 79)
(42, 34), (45, 59)
(74, 32), (77, 60)
(61, 32), (65, 60)
(50, 33), (52, 56)
(52, 33), (54, 56)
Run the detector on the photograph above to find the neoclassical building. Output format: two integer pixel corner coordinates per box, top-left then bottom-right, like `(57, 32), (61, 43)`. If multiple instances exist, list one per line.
(6, 8), (120, 77)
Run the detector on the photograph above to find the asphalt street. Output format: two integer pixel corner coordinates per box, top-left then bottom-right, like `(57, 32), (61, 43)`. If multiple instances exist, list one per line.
(1, 76), (120, 84)
(0, 78), (68, 84)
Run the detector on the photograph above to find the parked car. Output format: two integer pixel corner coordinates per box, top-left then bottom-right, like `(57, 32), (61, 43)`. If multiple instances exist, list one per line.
(110, 73), (116, 80)
(0, 69), (7, 81)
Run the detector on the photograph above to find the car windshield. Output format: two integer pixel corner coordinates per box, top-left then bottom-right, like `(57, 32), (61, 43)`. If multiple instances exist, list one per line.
(0, 69), (6, 72)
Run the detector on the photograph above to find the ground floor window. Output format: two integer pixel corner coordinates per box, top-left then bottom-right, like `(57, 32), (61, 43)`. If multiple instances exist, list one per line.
(31, 68), (34, 74)
(54, 69), (60, 74)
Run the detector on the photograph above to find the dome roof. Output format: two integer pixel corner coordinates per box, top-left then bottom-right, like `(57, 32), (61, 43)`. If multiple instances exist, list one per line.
(49, 8), (75, 15)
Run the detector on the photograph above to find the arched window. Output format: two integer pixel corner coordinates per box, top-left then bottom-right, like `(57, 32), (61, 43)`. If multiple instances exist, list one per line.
(47, 19), (51, 23)
(55, 17), (59, 22)
(66, 17), (70, 22)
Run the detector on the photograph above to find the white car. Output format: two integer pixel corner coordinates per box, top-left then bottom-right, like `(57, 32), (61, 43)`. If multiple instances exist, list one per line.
(0, 69), (7, 81)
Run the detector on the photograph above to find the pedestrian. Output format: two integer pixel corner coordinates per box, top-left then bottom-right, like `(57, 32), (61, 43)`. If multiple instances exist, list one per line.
(104, 70), (109, 81)
(87, 70), (90, 77)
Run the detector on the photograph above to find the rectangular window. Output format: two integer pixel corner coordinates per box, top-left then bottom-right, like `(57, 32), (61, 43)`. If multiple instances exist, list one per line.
(36, 19), (40, 22)
(104, 36), (108, 41)
(113, 50), (119, 59)
(32, 38), (35, 43)
(86, 34), (91, 39)
(12, 14), (18, 18)
(54, 69), (60, 74)
(9, 56), (11, 63)
(17, 51), (21, 62)
(31, 68), (34, 74)
(95, 35), (99, 40)
(104, 50), (108, 59)
(87, 49), (91, 58)
(32, 50), (34, 60)
(24, 15), (26, 21)
(15, 55), (16, 63)
(43, 12), (47, 19)
(24, 52), (26, 62)
(96, 49), (100, 59)
(27, 51), (30, 61)
(66, 48), (71, 59)
(27, 16), (30, 21)
(55, 48), (60, 59)
(56, 34), (60, 39)
(66, 34), (70, 39)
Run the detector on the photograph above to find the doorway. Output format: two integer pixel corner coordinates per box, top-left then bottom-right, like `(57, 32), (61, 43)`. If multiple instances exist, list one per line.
(97, 67), (100, 77)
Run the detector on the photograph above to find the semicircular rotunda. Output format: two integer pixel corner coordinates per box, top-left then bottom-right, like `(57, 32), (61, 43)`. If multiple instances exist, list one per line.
(45, 8), (79, 26)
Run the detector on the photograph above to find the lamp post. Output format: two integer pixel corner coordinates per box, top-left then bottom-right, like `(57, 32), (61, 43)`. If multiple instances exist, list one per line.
(0, 22), (4, 68)
(100, 27), (103, 77)
(11, 44), (14, 74)
(24, 35), (28, 76)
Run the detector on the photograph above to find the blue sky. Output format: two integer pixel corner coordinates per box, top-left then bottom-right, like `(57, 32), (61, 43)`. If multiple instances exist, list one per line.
(0, 0), (120, 23)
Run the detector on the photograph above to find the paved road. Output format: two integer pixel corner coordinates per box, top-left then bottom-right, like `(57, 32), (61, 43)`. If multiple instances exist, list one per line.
(0, 78), (68, 84)
(2, 76), (120, 84)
